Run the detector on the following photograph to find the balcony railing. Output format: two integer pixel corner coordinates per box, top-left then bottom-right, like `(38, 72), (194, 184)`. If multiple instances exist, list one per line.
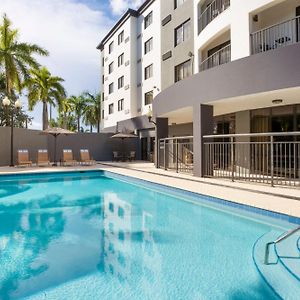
(198, 0), (230, 34)
(199, 44), (231, 72)
(251, 16), (300, 54)
(158, 136), (193, 174)
(203, 132), (300, 187)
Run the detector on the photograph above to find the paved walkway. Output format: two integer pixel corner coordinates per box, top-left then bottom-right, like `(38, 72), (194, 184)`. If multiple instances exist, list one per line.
(0, 162), (300, 218)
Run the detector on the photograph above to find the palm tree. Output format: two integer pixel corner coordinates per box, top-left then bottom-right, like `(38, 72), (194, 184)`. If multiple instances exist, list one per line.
(69, 95), (86, 132)
(0, 14), (48, 98)
(25, 67), (66, 129)
(82, 92), (101, 133)
(59, 98), (73, 129)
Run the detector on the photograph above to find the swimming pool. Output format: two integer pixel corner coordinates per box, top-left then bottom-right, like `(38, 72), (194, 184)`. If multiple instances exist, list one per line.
(0, 170), (297, 299)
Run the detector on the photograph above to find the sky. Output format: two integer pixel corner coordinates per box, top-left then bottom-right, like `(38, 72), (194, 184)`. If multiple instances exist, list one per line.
(0, 0), (145, 129)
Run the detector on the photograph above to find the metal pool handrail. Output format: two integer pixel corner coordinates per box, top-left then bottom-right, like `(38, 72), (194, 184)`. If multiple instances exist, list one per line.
(264, 225), (300, 264)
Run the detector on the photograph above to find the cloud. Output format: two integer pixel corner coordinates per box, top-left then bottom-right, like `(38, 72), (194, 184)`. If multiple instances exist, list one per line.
(0, 0), (113, 128)
(110, 0), (145, 15)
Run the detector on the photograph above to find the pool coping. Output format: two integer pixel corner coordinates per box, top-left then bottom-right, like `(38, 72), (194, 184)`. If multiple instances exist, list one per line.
(1, 168), (299, 226)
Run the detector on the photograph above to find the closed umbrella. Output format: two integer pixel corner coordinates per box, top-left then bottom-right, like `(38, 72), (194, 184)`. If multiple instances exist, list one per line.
(40, 127), (75, 166)
(110, 132), (138, 160)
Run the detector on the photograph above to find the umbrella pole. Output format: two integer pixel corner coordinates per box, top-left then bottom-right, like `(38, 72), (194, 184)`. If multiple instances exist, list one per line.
(53, 135), (57, 166)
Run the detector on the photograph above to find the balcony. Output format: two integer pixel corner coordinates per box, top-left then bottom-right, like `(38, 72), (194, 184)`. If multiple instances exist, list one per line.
(199, 44), (231, 72)
(198, 0), (230, 34)
(251, 16), (300, 55)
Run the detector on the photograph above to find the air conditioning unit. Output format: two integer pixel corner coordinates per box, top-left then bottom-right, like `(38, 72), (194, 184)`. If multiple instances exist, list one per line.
(125, 60), (130, 66)
(125, 109), (130, 114)
(125, 37), (130, 43)
(125, 84), (130, 90)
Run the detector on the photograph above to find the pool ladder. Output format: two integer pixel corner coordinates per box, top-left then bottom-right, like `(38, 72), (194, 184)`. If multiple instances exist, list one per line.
(264, 225), (300, 264)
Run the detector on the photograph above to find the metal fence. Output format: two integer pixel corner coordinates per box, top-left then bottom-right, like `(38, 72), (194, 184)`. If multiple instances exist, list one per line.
(203, 132), (300, 187)
(199, 44), (231, 72)
(158, 136), (193, 174)
(251, 16), (300, 54)
(198, 0), (230, 34)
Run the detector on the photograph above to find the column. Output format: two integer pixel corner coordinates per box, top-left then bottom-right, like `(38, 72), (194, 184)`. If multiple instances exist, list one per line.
(155, 118), (168, 168)
(193, 104), (214, 177)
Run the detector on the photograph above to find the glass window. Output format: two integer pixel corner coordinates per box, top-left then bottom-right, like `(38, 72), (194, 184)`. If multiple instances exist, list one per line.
(144, 11), (153, 29)
(144, 38), (153, 54)
(118, 31), (124, 45)
(175, 19), (191, 46)
(118, 53), (124, 67)
(102, 109), (104, 119)
(118, 99), (124, 111)
(109, 103), (114, 114)
(109, 83), (114, 94)
(175, 0), (186, 9)
(175, 60), (192, 82)
(109, 62), (114, 74)
(144, 64), (153, 80)
(118, 76), (124, 89)
(145, 91), (153, 105)
(109, 41), (114, 54)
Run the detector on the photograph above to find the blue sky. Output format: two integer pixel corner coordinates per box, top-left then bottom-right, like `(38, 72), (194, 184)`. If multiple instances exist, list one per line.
(0, 0), (144, 129)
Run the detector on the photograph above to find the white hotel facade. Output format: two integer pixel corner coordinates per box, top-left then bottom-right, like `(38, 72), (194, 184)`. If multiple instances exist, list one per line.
(98, 0), (300, 182)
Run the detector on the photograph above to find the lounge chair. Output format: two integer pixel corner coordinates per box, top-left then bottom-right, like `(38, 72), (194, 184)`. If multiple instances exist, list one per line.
(128, 151), (136, 162)
(62, 149), (78, 166)
(37, 149), (51, 167)
(112, 151), (122, 162)
(80, 149), (96, 165)
(17, 150), (32, 167)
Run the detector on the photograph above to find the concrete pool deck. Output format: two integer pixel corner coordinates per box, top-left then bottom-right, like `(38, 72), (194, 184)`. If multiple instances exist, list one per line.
(0, 161), (299, 218)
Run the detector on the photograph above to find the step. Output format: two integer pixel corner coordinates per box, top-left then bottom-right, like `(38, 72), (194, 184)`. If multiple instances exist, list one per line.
(253, 230), (300, 300)
(276, 232), (300, 281)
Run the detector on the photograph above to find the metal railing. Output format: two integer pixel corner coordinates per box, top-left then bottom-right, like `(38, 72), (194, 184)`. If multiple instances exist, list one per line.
(264, 226), (300, 264)
(251, 16), (300, 54)
(203, 132), (300, 187)
(198, 0), (230, 34)
(158, 136), (193, 174)
(199, 44), (231, 72)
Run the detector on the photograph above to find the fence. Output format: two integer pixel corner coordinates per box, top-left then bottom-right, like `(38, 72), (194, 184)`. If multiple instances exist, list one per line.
(203, 132), (300, 187)
(158, 136), (193, 174)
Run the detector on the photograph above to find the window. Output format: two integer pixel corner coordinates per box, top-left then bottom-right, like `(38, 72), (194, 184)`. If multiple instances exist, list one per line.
(118, 76), (124, 89)
(175, 0), (186, 9)
(102, 57), (104, 66)
(109, 62), (114, 74)
(144, 64), (153, 80)
(102, 75), (104, 84)
(144, 11), (153, 29)
(109, 103), (114, 114)
(118, 99), (124, 111)
(102, 109), (104, 119)
(144, 38), (153, 54)
(109, 82), (114, 94)
(118, 53), (124, 67)
(109, 41), (114, 54)
(118, 31), (124, 45)
(175, 60), (192, 82)
(145, 91), (153, 105)
(175, 19), (191, 46)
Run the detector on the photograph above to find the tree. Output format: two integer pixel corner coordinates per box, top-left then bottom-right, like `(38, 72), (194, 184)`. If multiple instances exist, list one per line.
(25, 66), (66, 130)
(69, 95), (86, 132)
(82, 92), (101, 133)
(0, 14), (48, 98)
(58, 97), (72, 129)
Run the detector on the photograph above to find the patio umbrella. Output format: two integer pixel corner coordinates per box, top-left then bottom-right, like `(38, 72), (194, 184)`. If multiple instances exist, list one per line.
(110, 132), (138, 158)
(40, 127), (75, 166)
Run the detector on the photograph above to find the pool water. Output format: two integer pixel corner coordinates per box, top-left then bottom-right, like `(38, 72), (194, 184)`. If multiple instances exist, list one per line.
(0, 171), (292, 299)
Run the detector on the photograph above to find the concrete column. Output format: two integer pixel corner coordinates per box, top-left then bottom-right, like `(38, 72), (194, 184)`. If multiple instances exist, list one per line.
(193, 104), (214, 177)
(235, 111), (251, 175)
(155, 118), (168, 168)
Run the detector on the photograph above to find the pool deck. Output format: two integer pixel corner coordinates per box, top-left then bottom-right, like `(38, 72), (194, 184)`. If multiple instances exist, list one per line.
(0, 161), (300, 218)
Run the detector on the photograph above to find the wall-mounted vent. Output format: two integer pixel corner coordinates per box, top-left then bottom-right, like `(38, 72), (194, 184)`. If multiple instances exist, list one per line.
(137, 33), (142, 39)
(125, 60), (130, 66)
(104, 96), (108, 101)
(105, 57), (108, 62)
(125, 109), (130, 114)
(125, 37), (130, 43)
(162, 51), (172, 61)
(137, 108), (142, 113)
(137, 83), (142, 87)
(124, 84), (130, 90)
(104, 76), (108, 81)
(162, 15), (172, 26)
(137, 58), (142, 63)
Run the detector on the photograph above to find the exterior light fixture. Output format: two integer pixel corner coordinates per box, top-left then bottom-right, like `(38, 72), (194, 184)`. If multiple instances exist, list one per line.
(15, 99), (22, 109)
(272, 99), (283, 104)
(2, 96), (11, 107)
(147, 107), (156, 126)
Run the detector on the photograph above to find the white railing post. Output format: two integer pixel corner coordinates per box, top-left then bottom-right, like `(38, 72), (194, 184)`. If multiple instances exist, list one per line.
(164, 139), (167, 170)
(231, 136), (234, 182)
(270, 135), (274, 187)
